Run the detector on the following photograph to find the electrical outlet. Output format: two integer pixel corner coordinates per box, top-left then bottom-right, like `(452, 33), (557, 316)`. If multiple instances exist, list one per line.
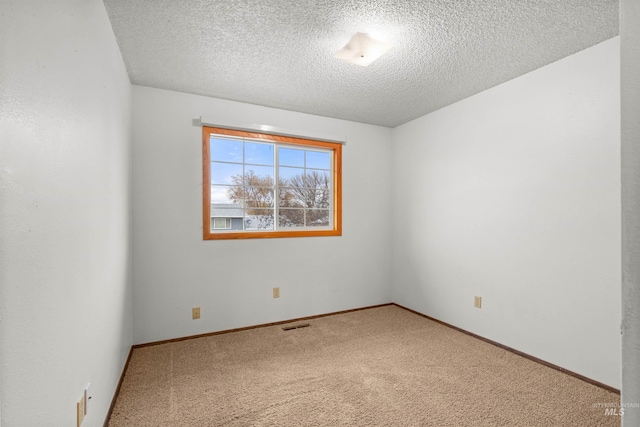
(474, 296), (482, 309)
(273, 287), (280, 298)
(192, 307), (201, 319)
(77, 393), (85, 427)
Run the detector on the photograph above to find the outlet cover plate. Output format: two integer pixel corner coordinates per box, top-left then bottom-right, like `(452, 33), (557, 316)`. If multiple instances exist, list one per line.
(474, 296), (482, 309)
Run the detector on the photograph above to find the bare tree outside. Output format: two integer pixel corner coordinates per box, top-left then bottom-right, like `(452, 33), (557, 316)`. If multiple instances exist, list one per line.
(227, 169), (330, 229)
(227, 170), (276, 229)
(279, 170), (330, 227)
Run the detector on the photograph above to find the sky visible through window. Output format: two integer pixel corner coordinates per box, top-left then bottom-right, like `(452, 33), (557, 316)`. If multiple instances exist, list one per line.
(210, 138), (330, 204)
(209, 136), (332, 230)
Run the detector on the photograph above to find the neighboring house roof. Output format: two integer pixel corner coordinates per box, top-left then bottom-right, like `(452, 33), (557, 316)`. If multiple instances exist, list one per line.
(211, 203), (244, 218)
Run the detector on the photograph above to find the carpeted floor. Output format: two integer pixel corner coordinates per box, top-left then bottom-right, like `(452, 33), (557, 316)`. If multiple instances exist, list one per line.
(108, 305), (620, 426)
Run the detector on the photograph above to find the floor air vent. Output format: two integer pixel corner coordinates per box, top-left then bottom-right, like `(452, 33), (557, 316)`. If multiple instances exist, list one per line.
(282, 323), (311, 331)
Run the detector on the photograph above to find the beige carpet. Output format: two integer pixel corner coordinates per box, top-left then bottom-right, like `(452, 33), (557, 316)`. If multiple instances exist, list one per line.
(108, 305), (620, 426)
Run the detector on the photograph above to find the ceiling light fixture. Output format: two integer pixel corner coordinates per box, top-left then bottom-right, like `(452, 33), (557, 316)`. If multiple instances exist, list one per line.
(334, 32), (392, 67)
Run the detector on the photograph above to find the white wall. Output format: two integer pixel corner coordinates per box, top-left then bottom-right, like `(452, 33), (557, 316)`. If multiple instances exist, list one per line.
(131, 86), (392, 344)
(391, 38), (621, 388)
(621, 0), (640, 423)
(0, 1), (132, 426)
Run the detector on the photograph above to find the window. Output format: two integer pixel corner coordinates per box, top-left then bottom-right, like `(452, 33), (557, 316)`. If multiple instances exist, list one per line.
(212, 218), (231, 229)
(203, 126), (342, 240)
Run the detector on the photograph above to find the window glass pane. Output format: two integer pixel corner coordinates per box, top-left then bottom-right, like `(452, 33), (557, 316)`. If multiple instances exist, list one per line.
(304, 170), (330, 189)
(212, 218), (228, 229)
(279, 147), (304, 167)
(306, 151), (330, 170)
(245, 189), (274, 209)
(245, 209), (274, 230)
(244, 166), (274, 184)
(211, 186), (243, 205)
(307, 188), (330, 209)
(283, 173), (305, 189)
(245, 142), (274, 166)
(241, 168), (274, 208)
(210, 137), (242, 163)
(279, 187), (329, 209)
(278, 187), (303, 208)
(306, 209), (330, 227)
(210, 205), (244, 217)
(211, 162), (243, 185)
(222, 186), (246, 205)
(210, 206), (244, 231)
(279, 209), (305, 227)
(243, 217), (255, 230)
(279, 166), (304, 182)
(279, 187), (304, 207)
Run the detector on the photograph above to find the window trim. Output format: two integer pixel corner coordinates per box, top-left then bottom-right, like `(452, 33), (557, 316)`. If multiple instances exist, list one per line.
(202, 126), (342, 240)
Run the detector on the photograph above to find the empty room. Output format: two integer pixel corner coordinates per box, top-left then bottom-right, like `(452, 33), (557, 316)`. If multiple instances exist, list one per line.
(1, 0), (639, 426)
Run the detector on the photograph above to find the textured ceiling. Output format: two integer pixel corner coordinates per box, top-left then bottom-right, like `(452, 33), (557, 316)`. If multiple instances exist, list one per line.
(103, 0), (618, 128)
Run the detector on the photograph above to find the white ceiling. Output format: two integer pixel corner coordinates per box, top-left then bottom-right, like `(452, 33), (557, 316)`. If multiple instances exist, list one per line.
(103, 0), (618, 128)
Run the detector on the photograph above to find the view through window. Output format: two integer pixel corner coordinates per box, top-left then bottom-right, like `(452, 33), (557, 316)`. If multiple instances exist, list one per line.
(203, 126), (342, 239)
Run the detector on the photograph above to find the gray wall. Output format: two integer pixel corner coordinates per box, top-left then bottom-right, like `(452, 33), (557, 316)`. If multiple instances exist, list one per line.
(391, 38), (621, 388)
(0, 1), (133, 426)
(621, 0), (640, 424)
(131, 86), (393, 344)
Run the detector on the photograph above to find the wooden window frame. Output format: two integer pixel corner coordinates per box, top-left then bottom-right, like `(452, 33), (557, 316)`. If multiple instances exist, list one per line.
(203, 126), (342, 240)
